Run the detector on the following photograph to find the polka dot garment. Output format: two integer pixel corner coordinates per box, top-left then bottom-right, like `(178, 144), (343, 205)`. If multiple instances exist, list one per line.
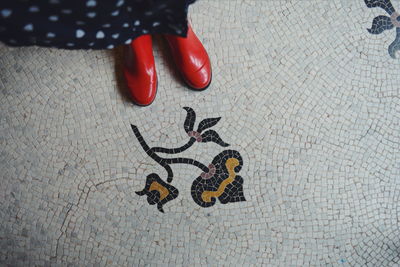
(0, 0), (195, 50)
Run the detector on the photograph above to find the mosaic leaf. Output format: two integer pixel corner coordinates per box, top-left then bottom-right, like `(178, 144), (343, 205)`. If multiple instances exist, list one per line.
(364, 0), (395, 14)
(183, 107), (196, 133)
(367, 15), (394, 34)
(200, 130), (230, 147)
(388, 27), (400, 58)
(197, 117), (221, 133)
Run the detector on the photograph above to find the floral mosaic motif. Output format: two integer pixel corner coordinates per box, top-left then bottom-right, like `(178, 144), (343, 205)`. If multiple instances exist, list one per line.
(191, 150), (245, 208)
(131, 107), (245, 212)
(136, 173), (179, 213)
(365, 0), (400, 58)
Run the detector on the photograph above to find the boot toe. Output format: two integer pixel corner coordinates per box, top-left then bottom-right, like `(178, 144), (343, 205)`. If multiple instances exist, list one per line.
(184, 60), (212, 90)
(123, 68), (157, 106)
(130, 82), (157, 106)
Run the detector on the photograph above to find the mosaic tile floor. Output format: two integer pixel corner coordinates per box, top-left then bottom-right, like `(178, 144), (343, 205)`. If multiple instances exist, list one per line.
(1, 0), (400, 266)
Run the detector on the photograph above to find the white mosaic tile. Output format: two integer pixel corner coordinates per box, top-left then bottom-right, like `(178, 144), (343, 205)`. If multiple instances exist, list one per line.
(1, 0), (400, 266)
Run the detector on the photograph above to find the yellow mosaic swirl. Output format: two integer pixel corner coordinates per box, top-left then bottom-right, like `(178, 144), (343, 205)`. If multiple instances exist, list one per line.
(149, 182), (169, 200)
(201, 158), (240, 203)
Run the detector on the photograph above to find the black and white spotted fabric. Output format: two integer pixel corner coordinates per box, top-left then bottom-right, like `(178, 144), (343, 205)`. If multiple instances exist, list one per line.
(0, 0), (195, 50)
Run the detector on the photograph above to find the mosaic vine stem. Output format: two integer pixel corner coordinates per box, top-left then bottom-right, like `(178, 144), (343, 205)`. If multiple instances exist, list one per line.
(131, 125), (174, 182)
(131, 124), (209, 182)
(152, 138), (196, 154)
(164, 157), (209, 173)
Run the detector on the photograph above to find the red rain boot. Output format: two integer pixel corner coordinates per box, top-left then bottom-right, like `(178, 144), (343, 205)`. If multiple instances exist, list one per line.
(124, 35), (157, 106)
(164, 24), (212, 90)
